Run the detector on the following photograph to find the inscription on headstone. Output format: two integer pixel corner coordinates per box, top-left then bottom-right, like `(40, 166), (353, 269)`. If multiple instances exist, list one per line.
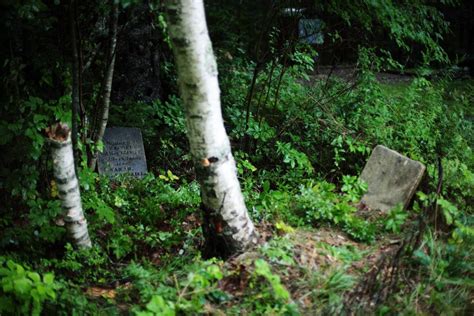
(98, 127), (148, 178)
(360, 145), (425, 212)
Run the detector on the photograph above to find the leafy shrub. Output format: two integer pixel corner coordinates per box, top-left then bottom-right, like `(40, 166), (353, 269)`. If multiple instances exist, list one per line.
(246, 259), (298, 314)
(131, 258), (226, 315)
(383, 204), (409, 233)
(0, 95), (71, 250)
(0, 257), (57, 315)
(296, 181), (375, 242)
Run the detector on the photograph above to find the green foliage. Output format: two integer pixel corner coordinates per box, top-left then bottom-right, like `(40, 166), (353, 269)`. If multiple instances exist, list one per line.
(398, 229), (474, 314)
(46, 284), (105, 316)
(318, 243), (365, 264)
(1, 95), (70, 197)
(228, 257), (299, 315)
(109, 96), (188, 173)
(43, 243), (110, 284)
(0, 257), (57, 316)
(235, 151), (258, 175)
(249, 176), (374, 241)
(296, 181), (375, 242)
(131, 258), (226, 315)
(137, 295), (175, 316)
(260, 236), (296, 266)
(383, 204), (409, 233)
(308, 268), (356, 314)
(276, 141), (314, 175)
(440, 158), (474, 214)
(0, 94), (72, 250)
(437, 198), (459, 226)
(1, 0), (473, 314)
(331, 135), (371, 171)
(323, 0), (450, 64)
(340, 175), (368, 202)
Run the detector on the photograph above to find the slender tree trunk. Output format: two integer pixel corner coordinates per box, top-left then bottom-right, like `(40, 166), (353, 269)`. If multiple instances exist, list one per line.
(46, 123), (92, 248)
(244, 63), (261, 132)
(74, 0), (87, 145)
(89, 1), (119, 170)
(70, 0), (80, 171)
(241, 63), (261, 152)
(165, 0), (257, 257)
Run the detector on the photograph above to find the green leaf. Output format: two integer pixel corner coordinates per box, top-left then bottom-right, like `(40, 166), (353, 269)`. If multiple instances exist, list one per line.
(43, 273), (54, 285)
(36, 284), (46, 296)
(2, 280), (14, 292)
(14, 277), (32, 294)
(46, 287), (56, 300)
(27, 272), (41, 283)
(6, 260), (16, 270)
(206, 265), (223, 280)
(33, 114), (46, 124)
(146, 295), (175, 315)
(0, 267), (11, 276)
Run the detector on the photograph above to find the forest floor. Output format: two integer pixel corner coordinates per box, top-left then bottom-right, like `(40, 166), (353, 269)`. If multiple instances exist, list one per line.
(217, 225), (401, 314)
(80, 212), (416, 314)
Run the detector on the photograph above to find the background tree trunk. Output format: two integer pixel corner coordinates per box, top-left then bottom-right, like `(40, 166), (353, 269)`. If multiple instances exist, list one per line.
(47, 123), (92, 248)
(88, 1), (119, 170)
(165, 0), (257, 257)
(70, 0), (80, 171)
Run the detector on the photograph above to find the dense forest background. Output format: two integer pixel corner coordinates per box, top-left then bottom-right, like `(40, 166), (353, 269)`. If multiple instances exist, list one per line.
(0, 0), (473, 314)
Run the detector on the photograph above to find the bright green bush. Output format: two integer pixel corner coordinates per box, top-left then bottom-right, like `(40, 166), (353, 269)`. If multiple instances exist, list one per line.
(0, 257), (57, 316)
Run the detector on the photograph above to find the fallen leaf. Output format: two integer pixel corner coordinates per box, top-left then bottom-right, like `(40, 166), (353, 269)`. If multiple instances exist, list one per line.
(85, 287), (116, 299)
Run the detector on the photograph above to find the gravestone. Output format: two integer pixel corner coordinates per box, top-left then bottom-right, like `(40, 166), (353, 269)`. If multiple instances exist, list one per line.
(298, 19), (324, 45)
(98, 127), (148, 178)
(360, 145), (425, 212)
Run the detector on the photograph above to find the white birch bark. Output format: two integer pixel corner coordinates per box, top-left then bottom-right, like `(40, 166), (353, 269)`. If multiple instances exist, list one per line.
(165, 0), (257, 255)
(47, 123), (92, 248)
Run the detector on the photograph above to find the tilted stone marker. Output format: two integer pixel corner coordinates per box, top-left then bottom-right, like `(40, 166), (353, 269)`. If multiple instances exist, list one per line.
(98, 127), (147, 178)
(360, 145), (425, 212)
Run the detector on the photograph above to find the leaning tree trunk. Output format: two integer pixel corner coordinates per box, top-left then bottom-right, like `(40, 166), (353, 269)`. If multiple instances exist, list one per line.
(47, 123), (92, 248)
(165, 0), (257, 257)
(88, 1), (119, 170)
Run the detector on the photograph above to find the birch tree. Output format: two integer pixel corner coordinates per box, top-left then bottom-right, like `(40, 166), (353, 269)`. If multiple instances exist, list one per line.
(47, 123), (92, 248)
(165, 0), (257, 257)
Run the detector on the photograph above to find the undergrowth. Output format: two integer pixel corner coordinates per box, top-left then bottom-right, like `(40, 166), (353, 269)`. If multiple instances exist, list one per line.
(1, 46), (473, 313)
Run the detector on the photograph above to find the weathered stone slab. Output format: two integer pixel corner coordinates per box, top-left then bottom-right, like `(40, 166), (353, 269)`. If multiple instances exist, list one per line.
(360, 145), (425, 212)
(98, 127), (147, 178)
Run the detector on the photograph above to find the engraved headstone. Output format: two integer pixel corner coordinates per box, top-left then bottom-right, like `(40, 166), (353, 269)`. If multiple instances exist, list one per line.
(98, 127), (148, 178)
(360, 145), (425, 212)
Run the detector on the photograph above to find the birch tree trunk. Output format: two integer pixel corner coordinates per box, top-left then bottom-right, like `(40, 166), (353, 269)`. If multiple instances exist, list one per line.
(89, 1), (119, 170)
(47, 123), (92, 248)
(165, 0), (257, 257)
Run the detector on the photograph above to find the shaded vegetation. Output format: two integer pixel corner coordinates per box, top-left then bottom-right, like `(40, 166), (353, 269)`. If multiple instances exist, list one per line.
(1, 0), (473, 314)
